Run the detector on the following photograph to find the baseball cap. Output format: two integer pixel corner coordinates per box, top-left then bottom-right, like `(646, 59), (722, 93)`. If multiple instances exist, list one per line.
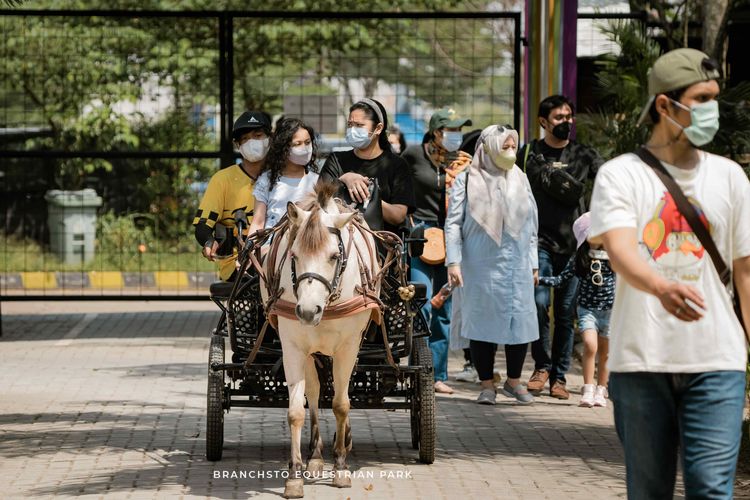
(232, 111), (272, 140)
(429, 108), (472, 131)
(636, 48), (721, 125)
(573, 212), (591, 249)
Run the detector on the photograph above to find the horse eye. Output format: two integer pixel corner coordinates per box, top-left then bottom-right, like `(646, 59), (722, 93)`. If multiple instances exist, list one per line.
(329, 253), (339, 261)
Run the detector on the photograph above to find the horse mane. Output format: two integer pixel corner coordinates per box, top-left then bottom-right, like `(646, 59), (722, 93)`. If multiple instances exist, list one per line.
(298, 181), (339, 212)
(294, 181), (361, 254)
(296, 206), (329, 254)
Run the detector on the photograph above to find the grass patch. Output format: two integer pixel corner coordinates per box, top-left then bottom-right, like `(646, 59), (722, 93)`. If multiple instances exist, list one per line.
(0, 234), (216, 273)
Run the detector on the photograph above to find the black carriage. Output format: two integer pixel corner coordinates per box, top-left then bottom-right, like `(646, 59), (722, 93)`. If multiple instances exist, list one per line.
(204, 220), (437, 465)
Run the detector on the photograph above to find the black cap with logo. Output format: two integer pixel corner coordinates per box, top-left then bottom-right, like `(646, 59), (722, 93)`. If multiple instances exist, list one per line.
(232, 111), (272, 140)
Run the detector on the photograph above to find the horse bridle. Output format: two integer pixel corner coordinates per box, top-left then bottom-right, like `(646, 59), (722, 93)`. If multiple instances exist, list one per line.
(290, 226), (349, 304)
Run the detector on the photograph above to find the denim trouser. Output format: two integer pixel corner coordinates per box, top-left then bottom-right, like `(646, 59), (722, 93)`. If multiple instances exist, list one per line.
(410, 226), (451, 382)
(610, 371), (746, 500)
(531, 248), (579, 382)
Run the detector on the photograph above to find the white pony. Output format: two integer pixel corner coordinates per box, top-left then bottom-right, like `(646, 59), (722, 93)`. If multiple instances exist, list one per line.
(259, 184), (381, 499)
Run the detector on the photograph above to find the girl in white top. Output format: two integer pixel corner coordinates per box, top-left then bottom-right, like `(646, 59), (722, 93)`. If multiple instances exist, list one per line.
(249, 118), (320, 232)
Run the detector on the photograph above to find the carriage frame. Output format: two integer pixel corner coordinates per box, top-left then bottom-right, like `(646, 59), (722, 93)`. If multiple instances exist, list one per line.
(204, 225), (437, 465)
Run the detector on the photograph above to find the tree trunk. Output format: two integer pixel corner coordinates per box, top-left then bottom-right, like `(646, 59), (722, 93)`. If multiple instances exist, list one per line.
(702, 0), (731, 63)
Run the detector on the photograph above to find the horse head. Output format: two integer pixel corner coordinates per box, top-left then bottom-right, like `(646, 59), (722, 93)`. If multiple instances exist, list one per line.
(285, 195), (356, 326)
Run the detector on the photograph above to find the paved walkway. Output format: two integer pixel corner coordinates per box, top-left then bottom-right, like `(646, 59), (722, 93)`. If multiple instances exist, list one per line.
(1, 301), (629, 499)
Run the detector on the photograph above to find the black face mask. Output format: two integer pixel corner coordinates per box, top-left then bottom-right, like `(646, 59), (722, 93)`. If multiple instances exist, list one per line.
(551, 121), (571, 140)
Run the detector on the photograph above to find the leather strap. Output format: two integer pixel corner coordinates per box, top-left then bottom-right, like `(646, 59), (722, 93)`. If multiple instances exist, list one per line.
(268, 295), (382, 326)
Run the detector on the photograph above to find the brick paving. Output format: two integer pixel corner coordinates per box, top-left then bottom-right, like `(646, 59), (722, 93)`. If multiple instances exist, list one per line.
(0, 301), (630, 499)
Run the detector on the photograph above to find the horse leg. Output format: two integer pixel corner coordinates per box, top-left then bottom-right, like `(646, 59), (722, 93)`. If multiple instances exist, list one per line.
(305, 355), (324, 476)
(282, 344), (307, 499)
(331, 337), (359, 488)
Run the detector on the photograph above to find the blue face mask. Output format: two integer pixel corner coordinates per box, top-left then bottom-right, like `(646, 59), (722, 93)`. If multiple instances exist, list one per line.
(346, 127), (374, 149)
(441, 131), (463, 152)
(667, 99), (720, 147)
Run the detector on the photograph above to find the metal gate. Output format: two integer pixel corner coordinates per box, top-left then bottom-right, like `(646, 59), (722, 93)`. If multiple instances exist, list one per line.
(0, 8), (522, 300)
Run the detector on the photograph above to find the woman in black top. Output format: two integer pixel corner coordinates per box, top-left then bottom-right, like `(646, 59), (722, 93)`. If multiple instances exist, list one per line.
(400, 108), (472, 394)
(319, 99), (415, 233)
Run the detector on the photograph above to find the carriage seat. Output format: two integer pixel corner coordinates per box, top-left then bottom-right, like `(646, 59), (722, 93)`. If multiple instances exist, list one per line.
(209, 280), (235, 298)
(210, 273), (259, 299)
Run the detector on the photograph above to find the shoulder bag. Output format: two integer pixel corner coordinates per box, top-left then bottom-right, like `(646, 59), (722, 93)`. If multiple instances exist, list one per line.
(523, 140), (585, 207)
(329, 153), (384, 231)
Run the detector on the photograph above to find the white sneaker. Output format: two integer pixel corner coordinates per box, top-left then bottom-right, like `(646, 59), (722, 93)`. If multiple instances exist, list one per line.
(579, 384), (595, 407)
(455, 363), (478, 383)
(593, 385), (608, 407)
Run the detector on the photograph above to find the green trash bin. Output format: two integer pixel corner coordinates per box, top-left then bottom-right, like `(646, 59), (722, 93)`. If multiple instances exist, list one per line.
(45, 189), (103, 265)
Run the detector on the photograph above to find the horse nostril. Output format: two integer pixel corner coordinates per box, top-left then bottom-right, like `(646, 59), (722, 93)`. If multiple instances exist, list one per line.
(314, 305), (322, 315)
(295, 305), (303, 317)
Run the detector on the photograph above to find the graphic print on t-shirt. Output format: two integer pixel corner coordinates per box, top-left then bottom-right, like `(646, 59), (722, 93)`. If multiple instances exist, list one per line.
(642, 191), (709, 282)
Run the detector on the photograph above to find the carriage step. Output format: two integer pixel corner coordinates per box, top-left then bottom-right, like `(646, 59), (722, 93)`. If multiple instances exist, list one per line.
(210, 362), (247, 372)
(211, 361), (431, 374)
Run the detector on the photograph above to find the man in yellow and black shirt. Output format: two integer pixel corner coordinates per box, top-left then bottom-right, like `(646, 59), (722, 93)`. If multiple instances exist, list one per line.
(193, 111), (272, 280)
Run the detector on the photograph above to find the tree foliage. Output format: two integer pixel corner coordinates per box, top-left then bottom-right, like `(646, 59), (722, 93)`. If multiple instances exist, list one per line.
(577, 20), (660, 159)
(627, 0), (744, 70)
(578, 16), (750, 166)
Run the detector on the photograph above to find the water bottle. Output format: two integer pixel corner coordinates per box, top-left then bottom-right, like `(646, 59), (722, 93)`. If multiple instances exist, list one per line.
(430, 283), (454, 309)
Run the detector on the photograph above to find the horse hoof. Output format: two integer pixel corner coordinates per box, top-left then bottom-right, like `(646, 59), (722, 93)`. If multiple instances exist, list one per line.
(283, 478), (304, 498)
(306, 458), (325, 475)
(332, 471), (352, 488)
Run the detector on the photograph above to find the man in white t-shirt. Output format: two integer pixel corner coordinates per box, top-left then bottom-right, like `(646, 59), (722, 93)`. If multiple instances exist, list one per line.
(589, 48), (750, 499)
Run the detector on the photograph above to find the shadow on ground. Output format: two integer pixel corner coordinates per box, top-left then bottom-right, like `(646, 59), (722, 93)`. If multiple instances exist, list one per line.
(1, 390), (625, 498)
(1, 311), (219, 341)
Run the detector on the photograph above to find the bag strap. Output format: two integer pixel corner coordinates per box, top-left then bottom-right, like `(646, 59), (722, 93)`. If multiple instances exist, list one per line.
(522, 139), (534, 173)
(634, 147), (732, 288)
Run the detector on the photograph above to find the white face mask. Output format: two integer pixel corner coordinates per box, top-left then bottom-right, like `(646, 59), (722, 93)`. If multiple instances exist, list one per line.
(289, 145), (313, 166)
(239, 138), (269, 162)
(490, 149), (517, 170)
(390, 143), (401, 155)
(442, 131), (463, 152)
(667, 99), (720, 147)
(346, 126), (374, 149)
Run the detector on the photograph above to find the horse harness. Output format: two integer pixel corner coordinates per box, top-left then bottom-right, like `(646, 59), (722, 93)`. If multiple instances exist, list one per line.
(290, 226), (348, 303)
(239, 209), (411, 371)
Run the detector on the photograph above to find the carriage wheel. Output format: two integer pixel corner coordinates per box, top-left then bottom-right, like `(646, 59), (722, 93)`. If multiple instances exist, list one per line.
(410, 340), (420, 450)
(410, 336), (436, 464)
(206, 335), (226, 461)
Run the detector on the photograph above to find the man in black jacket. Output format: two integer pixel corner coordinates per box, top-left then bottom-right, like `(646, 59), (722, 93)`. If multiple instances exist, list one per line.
(519, 95), (604, 399)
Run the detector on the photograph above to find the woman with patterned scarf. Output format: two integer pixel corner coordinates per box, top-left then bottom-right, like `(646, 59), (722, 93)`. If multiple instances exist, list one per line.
(401, 108), (472, 394)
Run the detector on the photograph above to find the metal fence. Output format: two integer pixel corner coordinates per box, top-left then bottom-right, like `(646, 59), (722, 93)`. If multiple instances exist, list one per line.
(1, 9), (522, 299)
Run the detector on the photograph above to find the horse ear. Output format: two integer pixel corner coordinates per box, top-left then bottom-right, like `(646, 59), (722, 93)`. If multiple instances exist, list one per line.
(331, 211), (356, 229)
(287, 202), (310, 227)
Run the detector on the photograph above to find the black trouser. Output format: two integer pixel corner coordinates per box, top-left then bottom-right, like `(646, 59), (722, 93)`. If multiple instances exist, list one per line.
(470, 340), (528, 381)
(463, 348), (472, 363)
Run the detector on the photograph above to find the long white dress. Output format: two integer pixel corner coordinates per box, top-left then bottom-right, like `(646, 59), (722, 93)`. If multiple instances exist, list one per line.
(445, 171), (540, 346)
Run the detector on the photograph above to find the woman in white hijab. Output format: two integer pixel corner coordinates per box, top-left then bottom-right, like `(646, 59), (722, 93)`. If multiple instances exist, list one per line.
(445, 124), (540, 405)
